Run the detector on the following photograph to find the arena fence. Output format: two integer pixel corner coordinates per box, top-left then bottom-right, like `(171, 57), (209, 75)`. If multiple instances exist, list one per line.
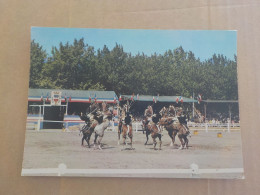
(26, 119), (240, 133)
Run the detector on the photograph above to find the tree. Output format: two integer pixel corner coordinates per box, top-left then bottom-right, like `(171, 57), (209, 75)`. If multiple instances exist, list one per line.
(29, 40), (47, 88)
(29, 39), (238, 101)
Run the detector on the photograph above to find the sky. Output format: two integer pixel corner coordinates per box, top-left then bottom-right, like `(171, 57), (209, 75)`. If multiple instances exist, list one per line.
(31, 27), (237, 61)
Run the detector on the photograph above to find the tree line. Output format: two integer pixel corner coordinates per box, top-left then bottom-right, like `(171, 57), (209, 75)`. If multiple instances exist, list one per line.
(30, 38), (238, 100)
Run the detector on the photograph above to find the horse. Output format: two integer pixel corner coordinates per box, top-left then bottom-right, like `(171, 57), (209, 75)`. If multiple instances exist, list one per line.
(143, 113), (162, 150)
(117, 118), (123, 145)
(93, 113), (113, 150)
(168, 105), (176, 116)
(159, 106), (168, 117)
(143, 105), (154, 145)
(121, 112), (134, 149)
(80, 112), (101, 148)
(159, 116), (190, 149)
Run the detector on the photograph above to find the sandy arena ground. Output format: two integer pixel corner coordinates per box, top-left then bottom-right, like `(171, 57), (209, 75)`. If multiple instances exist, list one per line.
(22, 128), (244, 176)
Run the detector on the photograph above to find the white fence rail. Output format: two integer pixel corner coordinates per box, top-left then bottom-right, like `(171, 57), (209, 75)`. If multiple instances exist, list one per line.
(27, 119), (240, 133)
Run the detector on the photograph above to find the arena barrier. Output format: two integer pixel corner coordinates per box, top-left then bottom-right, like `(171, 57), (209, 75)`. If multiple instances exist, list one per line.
(26, 118), (240, 133)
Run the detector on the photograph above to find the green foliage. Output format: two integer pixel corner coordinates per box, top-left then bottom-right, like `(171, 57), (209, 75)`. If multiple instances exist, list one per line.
(29, 39), (238, 100)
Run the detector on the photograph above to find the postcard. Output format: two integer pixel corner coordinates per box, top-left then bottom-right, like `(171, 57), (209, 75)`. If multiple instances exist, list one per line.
(22, 27), (243, 179)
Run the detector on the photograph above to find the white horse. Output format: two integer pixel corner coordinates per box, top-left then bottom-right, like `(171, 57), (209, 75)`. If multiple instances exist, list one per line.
(93, 114), (112, 150)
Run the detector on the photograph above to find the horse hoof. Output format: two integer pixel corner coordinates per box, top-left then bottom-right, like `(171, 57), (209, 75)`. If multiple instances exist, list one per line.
(178, 146), (183, 150)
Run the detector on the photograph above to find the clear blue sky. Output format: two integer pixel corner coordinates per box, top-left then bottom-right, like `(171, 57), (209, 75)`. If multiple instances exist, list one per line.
(31, 27), (237, 61)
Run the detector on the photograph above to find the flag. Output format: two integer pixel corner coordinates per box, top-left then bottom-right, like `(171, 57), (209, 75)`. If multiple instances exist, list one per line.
(197, 94), (202, 104)
(119, 95), (122, 101)
(137, 94), (139, 100)
(153, 96), (155, 103)
(114, 95), (117, 104)
(156, 94), (159, 102)
(131, 93), (134, 101)
(40, 94), (43, 102)
(69, 96), (72, 102)
(94, 94), (97, 103)
(176, 97), (179, 103)
(46, 94), (49, 102)
(198, 94), (202, 101)
(89, 95), (91, 102)
(180, 96), (183, 103)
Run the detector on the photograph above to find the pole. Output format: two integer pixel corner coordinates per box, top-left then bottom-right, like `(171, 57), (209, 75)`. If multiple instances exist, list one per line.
(39, 105), (41, 119)
(192, 91), (195, 118)
(66, 100), (68, 115)
(229, 104), (232, 122)
(42, 100), (45, 118)
(38, 105), (41, 131)
(204, 103), (207, 121)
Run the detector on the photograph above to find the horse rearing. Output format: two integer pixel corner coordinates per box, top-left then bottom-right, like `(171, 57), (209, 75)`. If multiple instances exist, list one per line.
(121, 112), (133, 149)
(144, 113), (162, 150)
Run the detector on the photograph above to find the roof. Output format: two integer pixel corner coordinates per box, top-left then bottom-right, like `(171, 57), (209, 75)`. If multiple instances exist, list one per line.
(121, 95), (197, 103)
(28, 88), (117, 103)
(202, 100), (238, 103)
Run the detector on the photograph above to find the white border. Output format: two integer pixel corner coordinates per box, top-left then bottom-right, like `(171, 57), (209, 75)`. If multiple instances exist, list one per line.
(21, 164), (244, 179)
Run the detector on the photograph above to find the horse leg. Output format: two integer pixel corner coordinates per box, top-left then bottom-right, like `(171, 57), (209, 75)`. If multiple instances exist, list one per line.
(81, 135), (85, 146)
(183, 135), (189, 149)
(145, 128), (149, 145)
(170, 131), (177, 147)
(94, 133), (98, 149)
(153, 136), (157, 150)
(118, 129), (121, 145)
(86, 135), (91, 148)
(158, 134), (162, 150)
(97, 136), (103, 150)
(168, 132), (173, 146)
(118, 123), (122, 145)
(178, 134), (184, 150)
(128, 125), (133, 149)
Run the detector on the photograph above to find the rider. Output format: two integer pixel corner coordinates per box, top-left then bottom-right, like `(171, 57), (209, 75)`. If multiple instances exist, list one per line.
(176, 107), (190, 135)
(168, 105), (176, 117)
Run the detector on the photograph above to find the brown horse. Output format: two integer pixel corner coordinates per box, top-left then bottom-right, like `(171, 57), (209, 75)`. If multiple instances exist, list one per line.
(143, 113), (162, 150)
(80, 113), (101, 148)
(146, 122), (162, 150)
(117, 118), (123, 145)
(159, 116), (189, 149)
(121, 112), (133, 149)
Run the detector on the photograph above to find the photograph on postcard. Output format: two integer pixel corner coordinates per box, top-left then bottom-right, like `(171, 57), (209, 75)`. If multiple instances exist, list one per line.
(22, 27), (244, 178)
